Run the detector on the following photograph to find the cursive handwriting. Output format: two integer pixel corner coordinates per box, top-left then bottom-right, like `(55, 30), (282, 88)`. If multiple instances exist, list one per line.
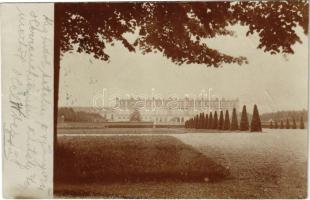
(3, 6), (53, 197)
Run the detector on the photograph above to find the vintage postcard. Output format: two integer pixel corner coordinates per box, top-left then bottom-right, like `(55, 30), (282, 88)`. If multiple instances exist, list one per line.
(1, 1), (309, 199)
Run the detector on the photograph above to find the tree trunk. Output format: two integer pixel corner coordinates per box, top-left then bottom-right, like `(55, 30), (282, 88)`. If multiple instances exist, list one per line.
(54, 4), (61, 185)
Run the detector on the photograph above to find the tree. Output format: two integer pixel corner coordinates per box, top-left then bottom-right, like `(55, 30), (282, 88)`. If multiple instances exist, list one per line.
(240, 105), (249, 131)
(280, 120), (284, 129)
(204, 113), (209, 129)
(230, 108), (239, 131)
(191, 118), (194, 128)
(274, 121), (278, 129)
(223, 110), (230, 130)
(54, 2), (309, 145)
(186, 119), (191, 128)
(190, 118), (194, 128)
(129, 109), (142, 122)
(300, 116), (305, 129)
(292, 118), (297, 129)
(260, 110), (308, 122)
(208, 112), (213, 129)
(285, 118), (291, 129)
(218, 110), (224, 130)
(250, 104), (262, 132)
(197, 114), (201, 129)
(270, 121), (273, 129)
(199, 113), (205, 129)
(213, 111), (218, 129)
(195, 115), (199, 129)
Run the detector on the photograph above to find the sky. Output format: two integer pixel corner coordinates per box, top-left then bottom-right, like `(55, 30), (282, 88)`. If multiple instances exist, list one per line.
(59, 25), (308, 114)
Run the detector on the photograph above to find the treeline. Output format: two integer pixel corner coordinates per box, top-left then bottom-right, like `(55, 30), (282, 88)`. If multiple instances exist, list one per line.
(185, 104), (262, 132)
(261, 110), (307, 122)
(269, 117), (305, 129)
(58, 107), (107, 122)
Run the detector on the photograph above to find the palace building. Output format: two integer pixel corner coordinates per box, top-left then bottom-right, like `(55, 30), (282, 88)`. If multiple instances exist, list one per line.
(98, 97), (239, 125)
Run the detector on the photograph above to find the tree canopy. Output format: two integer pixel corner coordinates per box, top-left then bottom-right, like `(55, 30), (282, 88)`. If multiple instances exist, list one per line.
(56, 1), (308, 67)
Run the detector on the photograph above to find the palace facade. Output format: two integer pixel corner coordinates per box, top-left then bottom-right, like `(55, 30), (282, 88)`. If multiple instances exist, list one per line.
(72, 97), (239, 125)
(102, 97), (239, 125)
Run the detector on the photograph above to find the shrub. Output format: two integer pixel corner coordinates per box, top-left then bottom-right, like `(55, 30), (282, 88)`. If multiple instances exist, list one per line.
(300, 116), (305, 129)
(204, 113), (209, 129)
(218, 111), (224, 130)
(280, 120), (284, 129)
(285, 118), (290, 129)
(213, 111), (218, 129)
(199, 113), (205, 129)
(223, 110), (230, 130)
(250, 104), (262, 132)
(230, 108), (238, 131)
(240, 105), (249, 131)
(208, 112), (213, 129)
(292, 118), (297, 129)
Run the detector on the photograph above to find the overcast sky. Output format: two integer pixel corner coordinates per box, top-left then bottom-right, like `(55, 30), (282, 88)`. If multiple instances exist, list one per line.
(59, 25), (308, 113)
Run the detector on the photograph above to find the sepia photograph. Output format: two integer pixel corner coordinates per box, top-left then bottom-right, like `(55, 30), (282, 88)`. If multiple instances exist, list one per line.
(53, 1), (308, 198)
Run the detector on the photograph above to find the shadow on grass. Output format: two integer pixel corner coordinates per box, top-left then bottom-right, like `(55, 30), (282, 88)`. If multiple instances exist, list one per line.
(55, 135), (229, 186)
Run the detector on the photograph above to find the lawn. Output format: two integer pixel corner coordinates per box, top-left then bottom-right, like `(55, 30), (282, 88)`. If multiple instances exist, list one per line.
(55, 129), (307, 198)
(55, 135), (229, 186)
(57, 127), (225, 135)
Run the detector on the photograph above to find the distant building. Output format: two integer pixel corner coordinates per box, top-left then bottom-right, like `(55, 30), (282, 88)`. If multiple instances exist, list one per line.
(100, 97), (239, 124)
(71, 97), (239, 125)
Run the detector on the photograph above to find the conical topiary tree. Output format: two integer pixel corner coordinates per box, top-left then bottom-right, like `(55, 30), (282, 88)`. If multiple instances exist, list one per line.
(223, 110), (230, 130)
(195, 115), (199, 129)
(274, 121), (278, 129)
(196, 115), (199, 129)
(191, 118), (194, 128)
(201, 113), (205, 129)
(208, 112), (213, 130)
(213, 111), (218, 129)
(280, 120), (284, 129)
(218, 110), (224, 130)
(196, 114), (200, 129)
(270, 121), (273, 129)
(250, 104), (262, 132)
(240, 105), (249, 131)
(300, 116), (305, 129)
(198, 113), (202, 129)
(230, 108), (238, 131)
(292, 118), (297, 129)
(204, 113), (209, 129)
(285, 118), (290, 129)
(191, 117), (194, 128)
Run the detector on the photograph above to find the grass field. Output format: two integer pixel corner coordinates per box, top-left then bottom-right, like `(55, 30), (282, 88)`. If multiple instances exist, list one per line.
(57, 127), (228, 135)
(55, 128), (307, 198)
